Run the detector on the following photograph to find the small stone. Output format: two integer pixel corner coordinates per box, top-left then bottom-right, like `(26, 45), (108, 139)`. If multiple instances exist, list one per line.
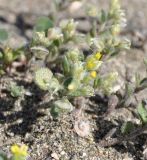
(60, 151), (66, 155)
(82, 152), (87, 157)
(51, 152), (59, 160)
(69, 1), (83, 14)
(74, 120), (90, 137)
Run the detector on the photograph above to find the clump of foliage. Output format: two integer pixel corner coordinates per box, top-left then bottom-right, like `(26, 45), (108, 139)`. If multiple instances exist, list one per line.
(0, 144), (28, 160)
(7, 82), (24, 98)
(32, 0), (130, 117)
(120, 61), (147, 135)
(99, 59), (147, 147)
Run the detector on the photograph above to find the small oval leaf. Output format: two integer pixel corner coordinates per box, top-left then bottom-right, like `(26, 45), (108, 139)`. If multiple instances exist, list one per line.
(0, 29), (8, 41)
(34, 17), (54, 32)
(137, 102), (147, 124)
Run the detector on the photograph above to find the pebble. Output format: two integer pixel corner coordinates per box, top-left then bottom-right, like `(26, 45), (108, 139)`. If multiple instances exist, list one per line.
(60, 150), (66, 155)
(51, 152), (59, 160)
(69, 1), (83, 14)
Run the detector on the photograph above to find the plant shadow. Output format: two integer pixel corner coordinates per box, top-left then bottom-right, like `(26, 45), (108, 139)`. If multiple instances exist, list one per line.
(0, 79), (51, 136)
(88, 94), (145, 160)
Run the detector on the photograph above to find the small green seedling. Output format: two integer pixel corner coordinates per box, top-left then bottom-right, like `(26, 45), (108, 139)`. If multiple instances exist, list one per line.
(8, 82), (24, 98)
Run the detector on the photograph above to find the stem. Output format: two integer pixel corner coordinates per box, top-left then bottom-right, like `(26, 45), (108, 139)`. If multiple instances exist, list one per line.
(99, 124), (147, 147)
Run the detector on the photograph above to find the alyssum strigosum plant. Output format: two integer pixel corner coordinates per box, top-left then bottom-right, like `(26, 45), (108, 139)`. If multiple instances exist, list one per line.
(33, 0), (130, 117)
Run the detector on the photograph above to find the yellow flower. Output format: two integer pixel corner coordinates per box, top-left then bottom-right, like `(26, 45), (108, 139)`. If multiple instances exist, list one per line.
(90, 71), (97, 78)
(86, 62), (95, 70)
(94, 52), (102, 60)
(11, 144), (28, 157)
(86, 57), (97, 70)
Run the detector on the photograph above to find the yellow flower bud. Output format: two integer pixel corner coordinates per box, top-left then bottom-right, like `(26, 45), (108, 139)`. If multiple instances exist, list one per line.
(90, 71), (97, 78)
(95, 52), (102, 60)
(68, 84), (75, 90)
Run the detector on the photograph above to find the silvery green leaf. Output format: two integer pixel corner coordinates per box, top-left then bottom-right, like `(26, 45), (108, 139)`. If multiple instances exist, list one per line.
(0, 151), (7, 160)
(0, 29), (8, 42)
(121, 121), (135, 135)
(119, 38), (131, 50)
(140, 78), (147, 89)
(48, 27), (63, 41)
(0, 51), (3, 59)
(72, 62), (84, 80)
(68, 85), (94, 97)
(100, 9), (107, 23)
(34, 17), (53, 32)
(30, 46), (49, 59)
(51, 98), (73, 117)
(144, 59), (147, 66)
(34, 68), (53, 90)
(31, 46), (49, 53)
(8, 83), (24, 98)
(62, 55), (70, 74)
(137, 102), (147, 124)
(66, 49), (81, 62)
(94, 76), (102, 88)
(49, 78), (61, 92)
(33, 32), (50, 46)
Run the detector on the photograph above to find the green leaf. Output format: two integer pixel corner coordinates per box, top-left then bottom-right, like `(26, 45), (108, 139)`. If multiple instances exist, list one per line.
(0, 51), (3, 59)
(137, 102), (147, 124)
(51, 98), (73, 117)
(100, 9), (107, 23)
(11, 155), (26, 160)
(140, 78), (147, 89)
(34, 17), (53, 32)
(62, 56), (70, 74)
(49, 78), (61, 92)
(34, 68), (53, 90)
(94, 76), (102, 88)
(121, 121), (135, 135)
(0, 29), (8, 42)
(68, 86), (94, 97)
(53, 39), (60, 47)
(63, 77), (73, 88)
(0, 151), (7, 160)
(144, 58), (147, 66)
(8, 83), (24, 98)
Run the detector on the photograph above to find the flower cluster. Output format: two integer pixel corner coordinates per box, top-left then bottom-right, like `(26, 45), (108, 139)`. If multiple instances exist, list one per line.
(11, 144), (28, 158)
(0, 144), (28, 160)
